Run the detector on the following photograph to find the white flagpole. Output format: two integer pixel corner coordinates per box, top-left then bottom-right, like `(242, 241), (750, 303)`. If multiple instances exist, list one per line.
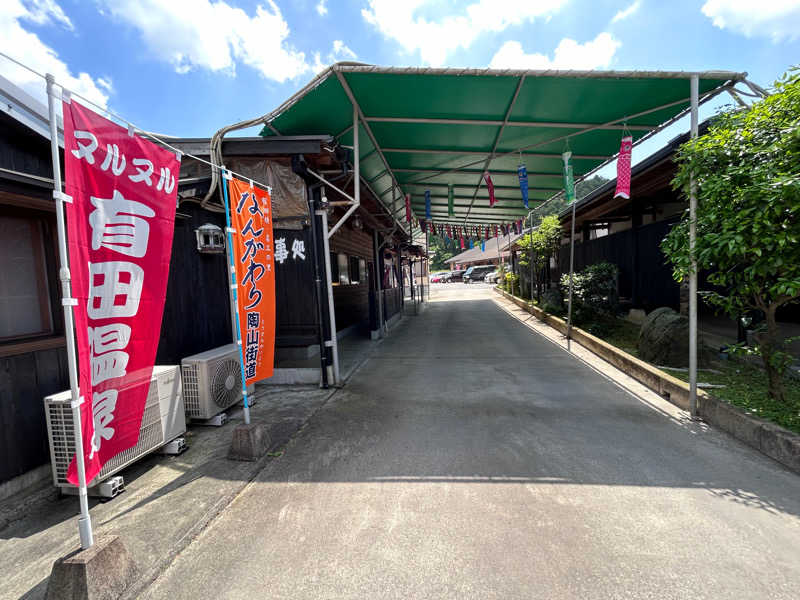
(46, 74), (93, 549)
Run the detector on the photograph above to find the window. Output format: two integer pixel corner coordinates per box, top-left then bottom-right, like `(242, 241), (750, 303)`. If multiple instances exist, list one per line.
(337, 253), (349, 285)
(359, 258), (367, 285)
(0, 215), (53, 340)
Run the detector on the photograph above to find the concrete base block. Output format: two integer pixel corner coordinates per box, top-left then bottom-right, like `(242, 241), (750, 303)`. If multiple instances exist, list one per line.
(228, 423), (271, 461)
(46, 535), (137, 600)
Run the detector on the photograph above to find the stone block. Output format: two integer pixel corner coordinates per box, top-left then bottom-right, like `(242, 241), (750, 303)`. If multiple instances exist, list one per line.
(759, 422), (800, 473)
(46, 535), (137, 600)
(228, 423), (271, 461)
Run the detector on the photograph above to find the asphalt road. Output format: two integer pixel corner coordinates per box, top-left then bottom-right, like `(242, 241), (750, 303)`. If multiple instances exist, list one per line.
(144, 287), (800, 599)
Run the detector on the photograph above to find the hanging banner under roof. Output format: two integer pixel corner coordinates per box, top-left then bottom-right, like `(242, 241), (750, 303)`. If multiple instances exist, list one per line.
(518, 164), (529, 209)
(63, 99), (179, 485)
(425, 190), (431, 220)
(447, 184), (454, 217)
(484, 172), (496, 207)
(614, 135), (633, 200)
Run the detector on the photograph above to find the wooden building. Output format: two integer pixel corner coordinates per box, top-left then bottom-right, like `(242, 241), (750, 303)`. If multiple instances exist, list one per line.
(0, 76), (407, 494)
(554, 127), (702, 312)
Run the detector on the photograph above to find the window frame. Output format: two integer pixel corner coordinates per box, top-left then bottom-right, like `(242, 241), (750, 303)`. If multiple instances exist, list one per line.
(0, 210), (57, 342)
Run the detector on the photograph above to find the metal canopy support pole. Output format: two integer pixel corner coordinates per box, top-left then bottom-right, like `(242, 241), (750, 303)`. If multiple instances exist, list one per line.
(424, 230), (429, 303)
(374, 228), (385, 337)
(319, 207), (340, 384)
(221, 169), (251, 425)
(46, 74), (93, 550)
(689, 75), (699, 418)
(566, 196), (577, 352)
(308, 186), (329, 388)
(528, 212), (534, 301)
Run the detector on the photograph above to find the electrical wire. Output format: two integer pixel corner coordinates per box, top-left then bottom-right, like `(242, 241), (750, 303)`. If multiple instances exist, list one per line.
(0, 50), (272, 210)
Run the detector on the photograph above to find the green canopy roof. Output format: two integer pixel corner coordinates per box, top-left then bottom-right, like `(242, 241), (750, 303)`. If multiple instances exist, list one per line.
(259, 64), (745, 230)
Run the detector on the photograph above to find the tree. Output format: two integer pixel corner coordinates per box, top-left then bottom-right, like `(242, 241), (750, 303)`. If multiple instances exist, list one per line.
(661, 68), (800, 405)
(429, 234), (458, 271)
(518, 215), (563, 301)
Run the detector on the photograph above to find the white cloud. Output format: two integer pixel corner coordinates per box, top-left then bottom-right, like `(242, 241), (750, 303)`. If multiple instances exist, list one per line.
(489, 33), (620, 70)
(611, 1), (640, 23)
(702, 0), (800, 41)
(312, 40), (358, 72)
(0, 0), (110, 107)
(98, 0), (309, 82)
(23, 0), (73, 30)
(362, 0), (567, 66)
(316, 0), (327, 16)
(332, 40), (357, 60)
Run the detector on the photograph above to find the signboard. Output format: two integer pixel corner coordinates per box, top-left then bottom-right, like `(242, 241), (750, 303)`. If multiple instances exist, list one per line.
(227, 177), (275, 385)
(63, 99), (179, 485)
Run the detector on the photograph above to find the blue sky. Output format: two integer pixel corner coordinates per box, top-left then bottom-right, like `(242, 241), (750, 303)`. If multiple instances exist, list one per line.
(1, 0), (799, 145)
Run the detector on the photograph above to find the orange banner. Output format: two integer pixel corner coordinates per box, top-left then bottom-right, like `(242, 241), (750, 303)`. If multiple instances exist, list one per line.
(228, 177), (275, 384)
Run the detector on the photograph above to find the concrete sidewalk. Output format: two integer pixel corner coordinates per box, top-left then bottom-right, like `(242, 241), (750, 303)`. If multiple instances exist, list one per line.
(140, 287), (800, 600)
(0, 331), (378, 600)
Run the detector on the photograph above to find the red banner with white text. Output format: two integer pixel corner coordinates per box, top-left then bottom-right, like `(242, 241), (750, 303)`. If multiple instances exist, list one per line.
(228, 177), (275, 385)
(63, 100), (178, 485)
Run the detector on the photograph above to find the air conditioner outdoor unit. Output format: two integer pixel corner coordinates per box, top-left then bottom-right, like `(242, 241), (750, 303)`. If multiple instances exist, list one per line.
(181, 344), (253, 420)
(44, 365), (186, 493)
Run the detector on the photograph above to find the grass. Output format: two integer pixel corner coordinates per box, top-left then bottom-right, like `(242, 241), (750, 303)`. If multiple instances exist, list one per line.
(660, 362), (800, 434)
(500, 287), (800, 434)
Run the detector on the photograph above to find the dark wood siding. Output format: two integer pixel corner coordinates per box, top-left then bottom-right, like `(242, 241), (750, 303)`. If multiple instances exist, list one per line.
(0, 347), (68, 482)
(156, 203), (232, 364)
(329, 226), (374, 332)
(274, 226), (319, 347)
(558, 218), (680, 311)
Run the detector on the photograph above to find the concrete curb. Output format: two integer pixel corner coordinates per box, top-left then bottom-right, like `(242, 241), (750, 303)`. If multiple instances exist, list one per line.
(494, 287), (800, 474)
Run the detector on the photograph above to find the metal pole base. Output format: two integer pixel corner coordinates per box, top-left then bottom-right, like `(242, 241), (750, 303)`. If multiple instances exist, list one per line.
(78, 515), (94, 550)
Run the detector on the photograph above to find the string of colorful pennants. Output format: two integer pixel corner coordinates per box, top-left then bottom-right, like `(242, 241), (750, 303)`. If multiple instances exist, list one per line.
(400, 131), (633, 253)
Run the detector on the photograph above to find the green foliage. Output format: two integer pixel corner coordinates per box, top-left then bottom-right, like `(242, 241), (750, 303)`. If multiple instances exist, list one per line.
(505, 272), (519, 296)
(661, 67), (800, 405)
(429, 235), (458, 271)
(559, 262), (620, 321)
(518, 215), (562, 301)
(518, 215), (562, 268)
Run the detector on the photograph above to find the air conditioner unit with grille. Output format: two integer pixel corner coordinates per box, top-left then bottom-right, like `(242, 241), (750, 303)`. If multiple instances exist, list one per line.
(181, 343), (253, 420)
(44, 365), (186, 495)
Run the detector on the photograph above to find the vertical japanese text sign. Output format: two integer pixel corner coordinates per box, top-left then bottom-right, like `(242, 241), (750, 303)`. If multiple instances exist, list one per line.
(63, 100), (178, 484)
(228, 178), (275, 384)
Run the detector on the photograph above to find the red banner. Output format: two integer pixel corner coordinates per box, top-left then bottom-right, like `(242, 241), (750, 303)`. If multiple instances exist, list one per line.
(228, 177), (275, 385)
(614, 135), (633, 199)
(63, 100), (178, 485)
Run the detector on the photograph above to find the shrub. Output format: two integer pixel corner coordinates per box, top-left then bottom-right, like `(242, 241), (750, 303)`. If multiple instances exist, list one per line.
(505, 272), (520, 296)
(560, 262), (619, 318)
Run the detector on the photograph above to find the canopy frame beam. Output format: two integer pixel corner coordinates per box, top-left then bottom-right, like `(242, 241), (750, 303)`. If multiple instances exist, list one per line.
(366, 116), (652, 130)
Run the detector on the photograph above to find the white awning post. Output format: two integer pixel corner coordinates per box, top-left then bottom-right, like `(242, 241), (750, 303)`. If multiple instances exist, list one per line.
(46, 74), (93, 550)
(689, 75), (699, 418)
(319, 206), (340, 385)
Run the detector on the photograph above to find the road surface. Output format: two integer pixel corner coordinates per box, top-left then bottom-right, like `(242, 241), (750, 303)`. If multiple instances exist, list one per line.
(144, 286), (800, 599)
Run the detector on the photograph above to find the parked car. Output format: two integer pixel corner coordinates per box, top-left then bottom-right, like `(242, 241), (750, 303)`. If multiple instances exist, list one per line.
(430, 273), (446, 283)
(484, 270), (501, 284)
(463, 265), (495, 283)
(448, 270), (466, 282)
